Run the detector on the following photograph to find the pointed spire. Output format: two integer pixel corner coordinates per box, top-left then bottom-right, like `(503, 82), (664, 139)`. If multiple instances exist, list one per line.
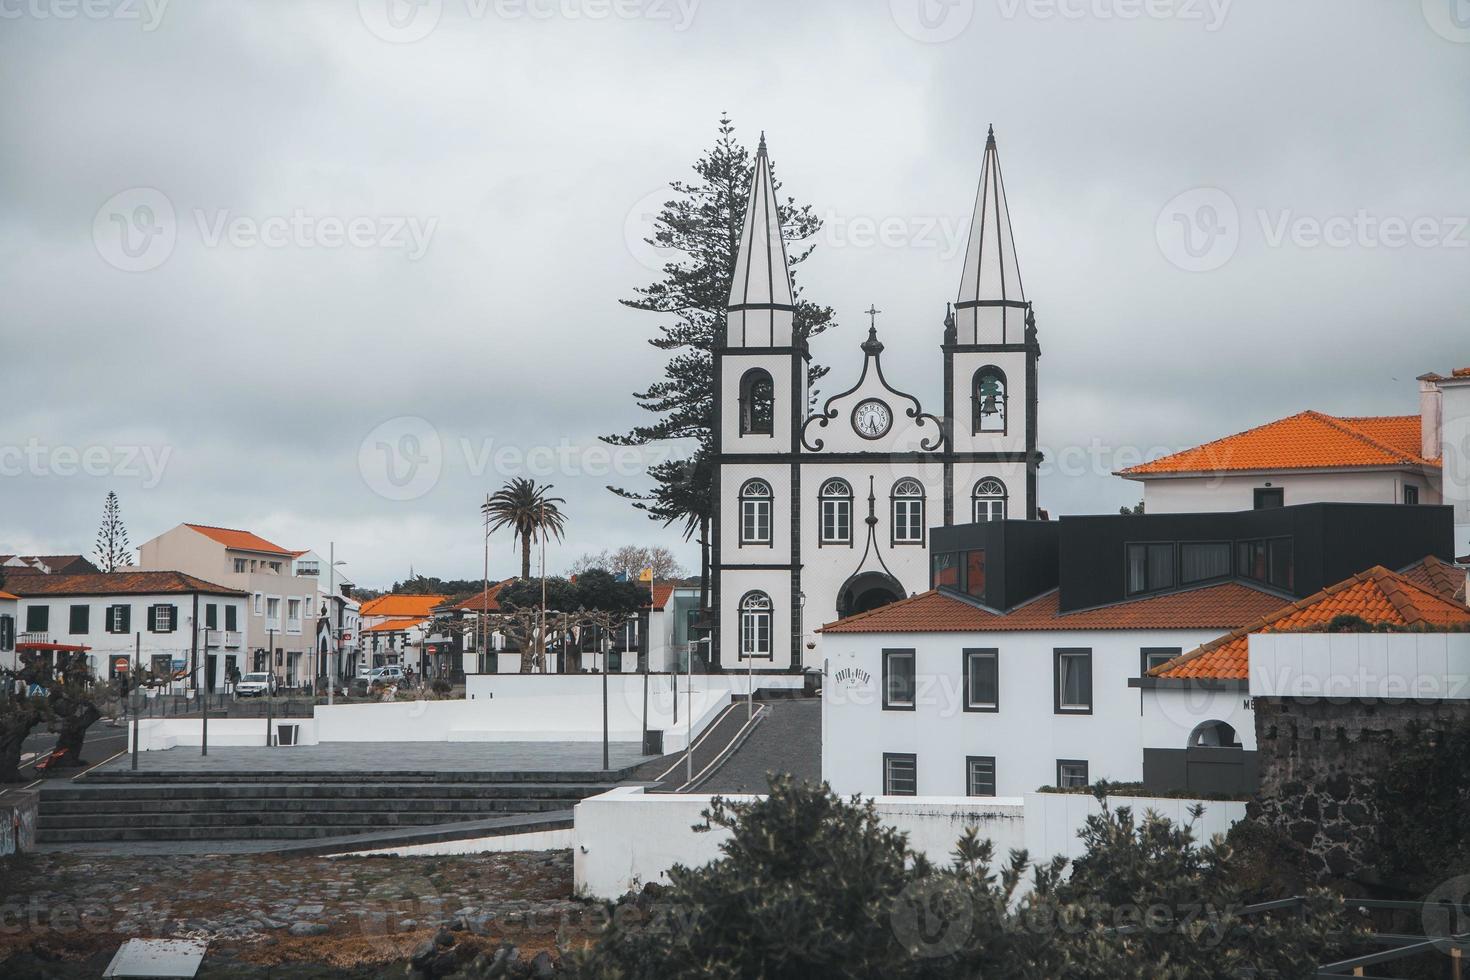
(955, 126), (1026, 344)
(727, 133), (795, 348)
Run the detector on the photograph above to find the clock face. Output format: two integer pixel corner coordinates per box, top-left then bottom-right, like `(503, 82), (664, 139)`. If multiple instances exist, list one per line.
(852, 399), (893, 439)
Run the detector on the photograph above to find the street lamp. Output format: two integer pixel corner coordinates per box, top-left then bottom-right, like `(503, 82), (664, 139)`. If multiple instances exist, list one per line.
(326, 546), (347, 706)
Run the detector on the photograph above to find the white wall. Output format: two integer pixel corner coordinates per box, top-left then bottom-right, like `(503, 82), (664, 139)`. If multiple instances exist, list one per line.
(1249, 632), (1470, 700)
(574, 786), (1026, 900)
(1022, 792), (1246, 863)
(127, 717), (318, 750)
(822, 627), (1227, 797)
(1140, 469), (1434, 514)
(1141, 684), (1256, 751)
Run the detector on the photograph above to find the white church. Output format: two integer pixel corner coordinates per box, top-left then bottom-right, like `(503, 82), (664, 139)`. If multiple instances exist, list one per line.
(711, 129), (1042, 671)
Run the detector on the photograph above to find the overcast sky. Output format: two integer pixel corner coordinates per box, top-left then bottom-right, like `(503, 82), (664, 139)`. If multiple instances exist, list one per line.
(2, 0), (1467, 588)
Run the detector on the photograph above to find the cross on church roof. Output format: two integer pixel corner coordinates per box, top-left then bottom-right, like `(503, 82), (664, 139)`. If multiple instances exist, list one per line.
(864, 304), (881, 327)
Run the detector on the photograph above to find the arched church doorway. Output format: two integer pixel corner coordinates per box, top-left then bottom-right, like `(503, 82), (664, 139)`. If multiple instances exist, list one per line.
(837, 571), (904, 620)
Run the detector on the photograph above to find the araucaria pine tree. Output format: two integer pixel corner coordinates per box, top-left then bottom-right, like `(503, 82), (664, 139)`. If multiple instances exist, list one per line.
(93, 490), (133, 572)
(605, 115), (836, 608)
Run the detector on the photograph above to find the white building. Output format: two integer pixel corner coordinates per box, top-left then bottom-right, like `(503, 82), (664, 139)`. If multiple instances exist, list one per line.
(4, 571), (249, 692)
(0, 589), (17, 670)
(712, 128), (1040, 672)
(292, 548), (359, 687)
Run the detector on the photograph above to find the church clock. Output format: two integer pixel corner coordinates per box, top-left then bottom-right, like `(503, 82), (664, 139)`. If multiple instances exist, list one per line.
(851, 398), (893, 439)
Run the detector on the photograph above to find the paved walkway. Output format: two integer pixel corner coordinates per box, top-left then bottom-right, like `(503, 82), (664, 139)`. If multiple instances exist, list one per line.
(696, 699), (821, 794)
(87, 741), (654, 776)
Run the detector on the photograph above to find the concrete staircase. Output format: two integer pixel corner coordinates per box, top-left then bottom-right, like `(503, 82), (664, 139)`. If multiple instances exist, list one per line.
(37, 771), (621, 844)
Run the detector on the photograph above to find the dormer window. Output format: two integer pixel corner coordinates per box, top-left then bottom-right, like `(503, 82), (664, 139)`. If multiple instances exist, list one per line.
(972, 366), (1008, 434)
(739, 369), (775, 435)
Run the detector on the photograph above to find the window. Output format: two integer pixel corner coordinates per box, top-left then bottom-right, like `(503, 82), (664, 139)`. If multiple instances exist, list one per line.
(966, 756), (996, 797)
(105, 604), (131, 634)
(739, 479), (772, 545)
(287, 598), (302, 627)
(0, 615), (13, 652)
(1404, 485), (1420, 505)
(148, 604), (175, 633)
(972, 366), (1007, 433)
(891, 479), (925, 544)
(1142, 647), (1181, 675)
(68, 604), (89, 635)
(205, 604), (218, 630)
(234, 558), (248, 573)
(964, 649), (998, 712)
(972, 478), (1007, 523)
(253, 593), (263, 615)
(1253, 487), (1284, 509)
(1057, 760), (1089, 789)
(1055, 648), (1092, 713)
(1180, 541), (1231, 584)
(819, 478), (853, 545)
(1125, 542), (1176, 595)
(932, 552), (959, 589)
(225, 605), (238, 631)
(739, 368), (775, 435)
(883, 753), (917, 796)
(266, 597), (281, 626)
(25, 606), (49, 633)
(965, 550), (986, 600)
(1238, 537), (1294, 590)
(297, 560), (319, 576)
(882, 649), (916, 710)
(738, 591), (772, 659)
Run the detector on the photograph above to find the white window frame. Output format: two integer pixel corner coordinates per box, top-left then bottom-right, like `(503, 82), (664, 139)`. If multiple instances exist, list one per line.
(819, 478), (853, 545)
(253, 593), (263, 616)
(738, 591), (772, 659)
(883, 753), (917, 796)
(1055, 648), (1093, 714)
(739, 479), (773, 546)
(963, 649), (998, 712)
(966, 756), (996, 797)
(972, 478), (1007, 523)
(891, 479), (925, 544)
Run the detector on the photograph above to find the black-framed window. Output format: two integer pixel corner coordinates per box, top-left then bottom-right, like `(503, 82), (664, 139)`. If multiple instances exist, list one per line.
(739, 368), (775, 436)
(891, 479), (925, 544)
(1141, 647), (1181, 675)
(0, 615), (13, 652)
(25, 605), (49, 633)
(105, 604), (131, 634)
(1237, 536), (1294, 590)
(882, 649), (916, 710)
(1054, 648), (1092, 714)
(205, 603), (218, 629)
(1125, 542), (1176, 595)
(68, 604), (89, 635)
(738, 591), (772, 659)
(225, 604), (238, 631)
(1404, 485), (1420, 505)
(932, 552), (959, 590)
(147, 603), (177, 633)
(1253, 487), (1284, 509)
(972, 365), (1007, 434)
(966, 756), (996, 797)
(819, 478), (853, 545)
(972, 477), (1007, 522)
(1057, 759), (1089, 788)
(1180, 541), (1231, 584)
(883, 752), (917, 796)
(739, 479), (772, 545)
(963, 649), (998, 712)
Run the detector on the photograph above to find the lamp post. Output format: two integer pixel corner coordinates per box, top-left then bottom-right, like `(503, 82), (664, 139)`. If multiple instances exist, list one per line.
(199, 627), (212, 757)
(266, 627), (275, 748)
(686, 636), (711, 785)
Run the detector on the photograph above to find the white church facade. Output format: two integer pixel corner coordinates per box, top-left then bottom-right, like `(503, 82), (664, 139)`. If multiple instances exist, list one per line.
(712, 129), (1042, 671)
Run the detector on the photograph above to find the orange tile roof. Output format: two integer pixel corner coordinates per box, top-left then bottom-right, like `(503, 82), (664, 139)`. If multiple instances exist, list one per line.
(1398, 556), (1467, 605)
(1151, 565), (1470, 680)
(361, 617), (427, 633)
(0, 591), (18, 601)
(4, 571), (247, 598)
(646, 583), (676, 611)
(447, 581), (512, 613)
(184, 523), (294, 556)
(358, 594), (448, 618)
(821, 582), (1287, 634)
(1118, 411), (1437, 477)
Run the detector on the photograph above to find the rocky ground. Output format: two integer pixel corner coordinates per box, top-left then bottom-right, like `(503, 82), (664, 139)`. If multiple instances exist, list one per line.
(0, 850), (597, 977)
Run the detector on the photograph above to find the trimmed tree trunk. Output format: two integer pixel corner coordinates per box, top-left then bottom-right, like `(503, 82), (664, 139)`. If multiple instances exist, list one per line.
(0, 705), (43, 783)
(53, 700), (102, 766)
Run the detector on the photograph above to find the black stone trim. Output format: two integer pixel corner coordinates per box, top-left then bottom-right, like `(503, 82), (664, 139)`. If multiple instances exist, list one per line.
(727, 302), (796, 313)
(1128, 676), (1250, 692)
(953, 299), (1030, 310)
(721, 451), (1030, 464)
(718, 563), (797, 571)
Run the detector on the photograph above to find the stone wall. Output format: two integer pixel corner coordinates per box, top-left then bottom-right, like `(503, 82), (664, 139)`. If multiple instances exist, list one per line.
(0, 789), (38, 857)
(1251, 696), (1470, 880)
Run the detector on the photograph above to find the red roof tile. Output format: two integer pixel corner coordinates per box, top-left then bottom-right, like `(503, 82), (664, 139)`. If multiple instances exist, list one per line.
(4, 571), (246, 598)
(821, 582), (1287, 634)
(184, 524), (293, 556)
(362, 617), (428, 633)
(359, 594), (449, 618)
(1398, 556), (1467, 606)
(1118, 411), (1437, 477)
(447, 581), (512, 613)
(1151, 565), (1470, 680)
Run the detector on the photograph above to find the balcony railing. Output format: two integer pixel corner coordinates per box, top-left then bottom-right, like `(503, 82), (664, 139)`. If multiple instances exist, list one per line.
(222, 631), (243, 648)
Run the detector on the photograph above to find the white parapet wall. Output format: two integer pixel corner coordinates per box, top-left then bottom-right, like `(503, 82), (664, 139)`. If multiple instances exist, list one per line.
(1249, 632), (1470, 700)
(127, 717), (319, 751)
(574, 787), (1247, 901)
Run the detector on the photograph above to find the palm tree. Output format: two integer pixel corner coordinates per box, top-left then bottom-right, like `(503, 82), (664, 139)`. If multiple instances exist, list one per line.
(482, 478), (567, 580)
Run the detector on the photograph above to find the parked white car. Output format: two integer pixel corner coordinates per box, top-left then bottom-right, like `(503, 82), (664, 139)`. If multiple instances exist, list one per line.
(235, 672), (273, 698)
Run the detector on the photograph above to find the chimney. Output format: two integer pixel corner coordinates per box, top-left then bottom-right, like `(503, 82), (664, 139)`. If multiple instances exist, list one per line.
(1418, 373), (1443, 460)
